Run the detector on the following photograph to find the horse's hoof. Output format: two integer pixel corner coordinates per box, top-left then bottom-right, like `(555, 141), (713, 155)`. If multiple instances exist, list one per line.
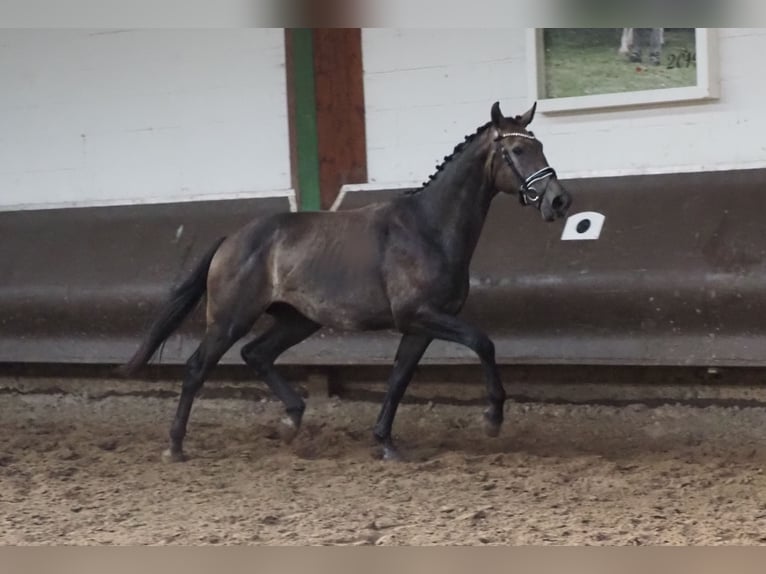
(278, 416), (300, 444)
(162, 448), (187, 463)
(482, 417), (502, 438)
(374, 440), (403, 462)
(382, 445), (403, 462)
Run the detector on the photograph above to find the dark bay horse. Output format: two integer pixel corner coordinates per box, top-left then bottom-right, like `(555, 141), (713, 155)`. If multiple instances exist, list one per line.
(121, 101), (572, 461)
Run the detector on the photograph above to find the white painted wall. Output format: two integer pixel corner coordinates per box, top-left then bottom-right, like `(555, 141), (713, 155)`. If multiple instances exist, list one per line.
(361, 28), (766, 186)
(362, 29), (529, 187)
(0, 29), (291, 210)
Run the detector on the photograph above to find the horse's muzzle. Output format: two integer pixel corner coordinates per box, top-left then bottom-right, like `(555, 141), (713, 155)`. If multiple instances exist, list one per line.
(540, 183), (572, 222)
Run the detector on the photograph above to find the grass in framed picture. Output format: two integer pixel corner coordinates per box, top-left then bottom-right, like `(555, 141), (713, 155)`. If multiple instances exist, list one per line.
(528, 28), (718, 113)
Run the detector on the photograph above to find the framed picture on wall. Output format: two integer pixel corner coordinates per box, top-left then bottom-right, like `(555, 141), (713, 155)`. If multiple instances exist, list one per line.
(527, 28), (719, 113)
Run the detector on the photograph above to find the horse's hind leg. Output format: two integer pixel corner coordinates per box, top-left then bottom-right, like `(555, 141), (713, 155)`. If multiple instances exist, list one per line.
(165, 321), (247, 462)
(240, 306), (320, 443)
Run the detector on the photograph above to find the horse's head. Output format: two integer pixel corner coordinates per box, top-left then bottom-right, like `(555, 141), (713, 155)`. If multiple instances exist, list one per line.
(489, 101), (571, 222)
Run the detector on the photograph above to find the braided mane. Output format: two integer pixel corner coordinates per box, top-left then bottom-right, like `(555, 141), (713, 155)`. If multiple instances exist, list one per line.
(404, 120), (496, 196)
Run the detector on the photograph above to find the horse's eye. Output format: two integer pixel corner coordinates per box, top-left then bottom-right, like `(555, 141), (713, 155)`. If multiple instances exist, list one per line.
(512, 146), (524, 156)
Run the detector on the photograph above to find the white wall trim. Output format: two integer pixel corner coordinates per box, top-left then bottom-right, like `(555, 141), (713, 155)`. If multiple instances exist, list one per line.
(555, 160), (766, 180)
(0, 188), (297, 213)
(330, 181), (420, 211)
(333, 161), (766, 208)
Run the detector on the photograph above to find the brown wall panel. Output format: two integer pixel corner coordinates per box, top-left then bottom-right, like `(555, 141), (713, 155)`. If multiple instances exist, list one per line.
(313, 28), (368, 209)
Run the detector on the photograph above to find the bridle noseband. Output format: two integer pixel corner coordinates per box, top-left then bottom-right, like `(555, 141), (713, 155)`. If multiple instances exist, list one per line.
(495, 131), (557, 207)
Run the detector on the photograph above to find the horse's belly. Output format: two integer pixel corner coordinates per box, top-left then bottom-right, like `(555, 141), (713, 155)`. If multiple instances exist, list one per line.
(272, 230), (394, 329)
(329, 306), (395, 331)
(279, 287), (394, 331)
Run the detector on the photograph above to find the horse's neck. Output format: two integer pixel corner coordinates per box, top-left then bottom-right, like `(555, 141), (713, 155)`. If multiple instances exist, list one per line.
(415, 136), (496, 267)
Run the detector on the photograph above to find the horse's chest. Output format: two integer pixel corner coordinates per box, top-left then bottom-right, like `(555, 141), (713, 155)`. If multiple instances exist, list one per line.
(420, 267), (470, 313)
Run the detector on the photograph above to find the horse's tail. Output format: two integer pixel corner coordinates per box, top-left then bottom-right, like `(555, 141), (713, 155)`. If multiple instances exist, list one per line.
(117, 236), (227, 377)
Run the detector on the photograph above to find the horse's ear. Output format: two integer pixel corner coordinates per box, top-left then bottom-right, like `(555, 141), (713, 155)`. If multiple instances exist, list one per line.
(490, 101), (504, 127)
(519, 101), (537, 127)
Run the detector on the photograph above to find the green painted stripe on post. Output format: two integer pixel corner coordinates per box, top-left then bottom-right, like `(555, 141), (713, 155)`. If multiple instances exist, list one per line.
(291, 29), (321, 212)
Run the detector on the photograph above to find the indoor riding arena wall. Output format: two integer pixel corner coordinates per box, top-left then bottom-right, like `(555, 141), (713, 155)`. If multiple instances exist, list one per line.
(3, 168), (766, 371)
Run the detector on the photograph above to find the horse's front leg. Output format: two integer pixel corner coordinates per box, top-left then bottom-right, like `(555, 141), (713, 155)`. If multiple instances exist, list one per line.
(373, 334), (432, 460)
(408, 308), (506, 437)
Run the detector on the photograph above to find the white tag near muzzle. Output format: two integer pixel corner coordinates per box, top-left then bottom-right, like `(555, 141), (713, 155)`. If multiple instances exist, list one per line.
(561, 211), (605, 241)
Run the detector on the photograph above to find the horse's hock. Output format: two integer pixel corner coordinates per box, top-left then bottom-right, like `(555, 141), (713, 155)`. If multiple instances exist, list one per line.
(2, 167), (766, 370)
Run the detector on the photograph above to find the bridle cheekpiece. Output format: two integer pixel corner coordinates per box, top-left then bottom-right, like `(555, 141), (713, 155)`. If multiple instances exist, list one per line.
(495, 131), (557, 207)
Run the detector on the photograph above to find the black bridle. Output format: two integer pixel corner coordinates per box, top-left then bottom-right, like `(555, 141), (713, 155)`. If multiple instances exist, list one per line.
(495, 132), (557, 207)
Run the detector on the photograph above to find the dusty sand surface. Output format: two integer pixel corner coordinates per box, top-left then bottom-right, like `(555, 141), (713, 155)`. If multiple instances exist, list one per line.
(2, 388), (766, 545)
